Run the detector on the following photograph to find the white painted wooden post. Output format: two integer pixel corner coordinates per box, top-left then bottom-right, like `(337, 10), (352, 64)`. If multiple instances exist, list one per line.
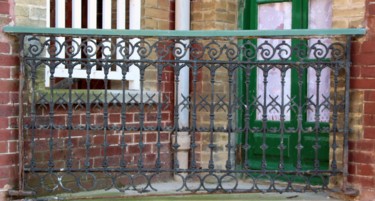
(116, 0), (126, 75)
(45, 0), (134, 86)
(87, 0), (97, 77)
(45, 0), (51, 87)
(102, 0), (112, 73)
(128, 0), (141, 90)
(72, 0), (82, 73)
(55, 0), (66, 58)
(53, 0), (66, 87)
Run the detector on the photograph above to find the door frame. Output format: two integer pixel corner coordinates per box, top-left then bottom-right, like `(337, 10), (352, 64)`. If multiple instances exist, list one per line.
(236, 0), (330, 171)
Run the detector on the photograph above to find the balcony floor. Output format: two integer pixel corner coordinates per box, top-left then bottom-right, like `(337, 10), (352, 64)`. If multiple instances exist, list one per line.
(45, 180), (343, 201)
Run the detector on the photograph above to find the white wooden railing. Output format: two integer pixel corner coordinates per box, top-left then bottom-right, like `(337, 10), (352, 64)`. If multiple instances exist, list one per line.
(45, 0), (140, 90)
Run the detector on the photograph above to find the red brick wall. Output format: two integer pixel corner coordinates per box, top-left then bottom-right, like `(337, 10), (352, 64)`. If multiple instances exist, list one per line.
(0, 0), (177, 194)
(23, 105), (174, 170)
(348, 1), (375, 200)
(0, 0), (19, 190)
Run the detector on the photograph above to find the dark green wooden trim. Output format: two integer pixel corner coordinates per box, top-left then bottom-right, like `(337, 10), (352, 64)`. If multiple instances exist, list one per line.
(292, 0), (307, 29)
(3, 26), (366, 37)
(289, 0), (308, 126)
(237, 0), (340, 171)
(257, 0), (291, 4)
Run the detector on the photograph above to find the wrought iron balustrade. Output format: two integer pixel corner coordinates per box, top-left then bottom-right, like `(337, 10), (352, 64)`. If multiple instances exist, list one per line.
(4, 26), (365, 197)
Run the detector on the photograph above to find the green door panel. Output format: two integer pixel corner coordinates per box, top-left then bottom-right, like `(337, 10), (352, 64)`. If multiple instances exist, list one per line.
(239, 0), (330, 172)
(301, 133), (330, 169)
(252, 133), (293, 157)
(247, 133), (297, 170)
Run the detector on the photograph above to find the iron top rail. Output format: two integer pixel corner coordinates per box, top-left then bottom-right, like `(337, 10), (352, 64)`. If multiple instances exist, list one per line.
(3, 26), (366, 38)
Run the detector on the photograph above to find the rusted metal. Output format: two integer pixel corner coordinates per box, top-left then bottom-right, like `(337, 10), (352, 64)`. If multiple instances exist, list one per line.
(17, 34), (26, 192)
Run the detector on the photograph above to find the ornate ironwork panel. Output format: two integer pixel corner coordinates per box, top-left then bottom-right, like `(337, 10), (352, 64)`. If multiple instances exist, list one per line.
(15, 31), (352, 197)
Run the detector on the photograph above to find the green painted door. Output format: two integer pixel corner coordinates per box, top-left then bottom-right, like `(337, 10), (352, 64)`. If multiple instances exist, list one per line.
(239, 0), (330, 171)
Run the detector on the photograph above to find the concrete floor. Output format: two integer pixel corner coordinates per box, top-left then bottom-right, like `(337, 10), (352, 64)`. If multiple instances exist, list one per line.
(40, 180), (344, 201)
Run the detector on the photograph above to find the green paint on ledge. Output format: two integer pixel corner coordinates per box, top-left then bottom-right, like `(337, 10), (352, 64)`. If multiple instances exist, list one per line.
(3, 26), (366, 38)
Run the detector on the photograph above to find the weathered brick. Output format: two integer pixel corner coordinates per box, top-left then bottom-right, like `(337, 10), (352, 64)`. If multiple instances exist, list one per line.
(29, 7), (46, 20)
(364, 126), (375, 139)
(334, 6), (365, 18)
(369, 3), (375, 16)
(0, 42), (10, 54)
(0, 129), (17, 141)
(333, 19), (349, 28)
(348, 162), (356, 174)
(0, 55), (19, 67)
(145, 0), (158, 8)
(8, 140), (17, 153)
(361, 67), (375, 78)
(146, 133), (157, 143)
(364, 90), (375, 101)
(0, 67), (10, 79)
(349, 151), (375, 163)
(0, 141), (7, 153)
(356, 140), (375, 151)
(143, 7), (169, 20)
(361, 40), (375, 53)
(157, 0), (170, 10)
(348, 175), (375, 188)
(14, 4), (28, 17)
(0, 1), (9, 15)
(158, 20), (170, 30)
(357, 163), (374, 176)
(364, 114), (375, 125)
(364, 102), (375, 114)
(351, 78), (375, 89)
(0, 153), (18, 166)
(0, 105), (18, 117)
(333, 0), (350, 6)
(350, 66), (361, 77)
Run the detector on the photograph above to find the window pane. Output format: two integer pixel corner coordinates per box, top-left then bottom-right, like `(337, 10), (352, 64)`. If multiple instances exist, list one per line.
(256, 2), (292, 121)
(258, 2), (292, 30)
(307, 0), (332, 122)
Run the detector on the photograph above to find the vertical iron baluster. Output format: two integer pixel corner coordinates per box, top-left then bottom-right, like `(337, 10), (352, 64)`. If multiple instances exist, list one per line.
(190, 61), (198, 170)
(208, 64), (216, 171)
(331, 63), (339, 172)
(261, 65), (269, 171)
(296, 63), (304, 172)
(342, 36), (352, 190)
(66, 54), (74, 171)
(278, 65), (286, 172)
(172, 50), (180, 170)
(28, 47), (39, 188)
(120, 64), (128, 172)
(137, 40), (145, 170)
(226, 64), (234, 171)
(243, 65), (251, 170)
(47, 49), (56, 172)
(313, 64), (322, 171)
(84, 38), (93, 171)
(102, 38), (110, 170)
(155, 62), (163, 170)
(119, 49), (128, 170)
